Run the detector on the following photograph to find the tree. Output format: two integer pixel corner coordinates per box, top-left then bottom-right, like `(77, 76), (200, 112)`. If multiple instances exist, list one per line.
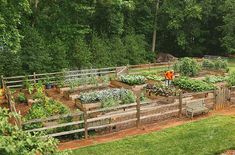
(0, 0), (30, 51)
(20, 27), (51, 74)
(221, 0), (235, 54)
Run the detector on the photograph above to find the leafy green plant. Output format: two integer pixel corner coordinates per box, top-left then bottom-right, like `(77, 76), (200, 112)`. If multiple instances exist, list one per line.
(173, 77), (215, 92)
(23, 97), (70, 130)
(145, 83), (178, 97)
(79, 88), (136, 105)
(202, 58), (228, 71)
(101, 98), (119, 108)
(173, 58), (201, 77)
(203, 76), (227, 83)
(0, 107), (61, 155)
(119, 75), (146, 85)
(23, 77), (34, 94)
(227, 72), (235, 86)
(17, 92), (27, 103)
(146, 75), (164, 81)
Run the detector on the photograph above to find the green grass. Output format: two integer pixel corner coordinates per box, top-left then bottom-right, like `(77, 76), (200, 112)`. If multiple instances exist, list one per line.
(71, 116), (235, 155)
(228, 58), (235, 73)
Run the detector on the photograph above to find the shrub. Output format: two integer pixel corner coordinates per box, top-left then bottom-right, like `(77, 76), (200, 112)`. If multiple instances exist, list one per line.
(79, 88), (136, 105)
(17, 93), (27, 103)
(173, 57), (201, 77)
(119, 75), (146, 85)
(173, 77), (215, 92)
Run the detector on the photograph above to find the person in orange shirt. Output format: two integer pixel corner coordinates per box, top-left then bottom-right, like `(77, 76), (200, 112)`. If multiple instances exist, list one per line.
(165, 70), (174, 86)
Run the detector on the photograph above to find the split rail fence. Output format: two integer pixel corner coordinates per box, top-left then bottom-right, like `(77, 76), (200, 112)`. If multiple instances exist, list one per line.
(21, 88), (234, 139)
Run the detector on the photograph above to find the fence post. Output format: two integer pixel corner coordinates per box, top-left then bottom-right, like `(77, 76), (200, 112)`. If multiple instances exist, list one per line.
(136, 94), (141, 128)
(213, 89), (217, 110)
(178, 91), (183, 118)
(83, 110), (88, 139)
(33, 72), (36, 84)
(1, 75), (3, 89)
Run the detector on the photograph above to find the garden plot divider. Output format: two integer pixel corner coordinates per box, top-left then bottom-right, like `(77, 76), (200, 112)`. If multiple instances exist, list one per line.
(21, 88), (234, 139)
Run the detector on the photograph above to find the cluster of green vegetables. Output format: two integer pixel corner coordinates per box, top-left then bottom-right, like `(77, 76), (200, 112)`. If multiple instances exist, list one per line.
(146, 75), (164, 81)
(79, 88), (136, 107)
(119, 75), (146, 85)
(23, 96), (70, 130)
(64, 75), (111, 90)
(145, 83), (177, 97)
(173, 57), (201, 77)
(203, 76), (227, 83)
(202, 58), (228, 71)
(173, 77), (215, 92)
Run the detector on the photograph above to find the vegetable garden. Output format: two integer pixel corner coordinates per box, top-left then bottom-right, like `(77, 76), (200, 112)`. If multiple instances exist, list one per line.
(1, 59), (235, 154)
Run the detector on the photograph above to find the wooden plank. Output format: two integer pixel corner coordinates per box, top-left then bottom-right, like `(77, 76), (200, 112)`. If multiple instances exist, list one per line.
(140, 103), (179, 112)
(87, 111), (136, 123)
(140, 109), (180, 120)
(23, 112), (83, 125)
(88, 118), (137, 130)
(183, 90), (214, 97)
(25, 120), (84, 132)
(47, 128), (85, 137)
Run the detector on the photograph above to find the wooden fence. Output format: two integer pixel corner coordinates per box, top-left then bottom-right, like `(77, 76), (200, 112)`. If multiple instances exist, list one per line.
(1, 62), (172, 89)
(21, 88), (234, 139)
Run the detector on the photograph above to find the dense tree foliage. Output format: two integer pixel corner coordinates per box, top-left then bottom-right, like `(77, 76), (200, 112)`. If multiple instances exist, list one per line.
(0, 0), (234, 76)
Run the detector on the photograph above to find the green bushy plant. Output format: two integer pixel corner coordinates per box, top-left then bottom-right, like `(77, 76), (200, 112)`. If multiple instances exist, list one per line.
(146, 75), (164, 81)
(101, 98), (119, 108)
(173, 77), (215, 92)
(173, 57), (201, 77)
(79, 88), (136, 105)
(119, 75), (146, 85)
(227, 72), (235, 86)
(17, 92), (27, 103)
(203, 76), (226, 83)
(202, 58), (228, 71)
(145, 83), (178, 97)
(0, 107), (61, 155)
(23, 96), (70, 130)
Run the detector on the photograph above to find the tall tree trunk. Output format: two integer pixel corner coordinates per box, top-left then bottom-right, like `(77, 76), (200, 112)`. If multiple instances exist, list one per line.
(151, 0), (160, 52)
(32, 0), (39, 27)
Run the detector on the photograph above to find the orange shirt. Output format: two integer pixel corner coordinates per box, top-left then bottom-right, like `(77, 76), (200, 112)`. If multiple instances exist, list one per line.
(165, 71), (174, 80)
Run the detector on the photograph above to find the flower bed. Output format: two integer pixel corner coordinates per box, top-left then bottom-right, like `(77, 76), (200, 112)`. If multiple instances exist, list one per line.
(173, 77), (215, 92)
(119, 75), (146, 85)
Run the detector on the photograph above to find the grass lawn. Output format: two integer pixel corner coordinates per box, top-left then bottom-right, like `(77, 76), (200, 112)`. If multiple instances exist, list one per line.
(228, 58), (235, 73)
(71, 116), (235, 155)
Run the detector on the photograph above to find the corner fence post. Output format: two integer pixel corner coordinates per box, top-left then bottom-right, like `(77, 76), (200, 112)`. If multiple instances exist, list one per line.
(178, 91), (183, 118)
(83, 110), (88, 139)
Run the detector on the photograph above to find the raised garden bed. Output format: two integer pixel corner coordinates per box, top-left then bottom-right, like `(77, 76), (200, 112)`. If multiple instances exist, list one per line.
(75, 88), (136, 111)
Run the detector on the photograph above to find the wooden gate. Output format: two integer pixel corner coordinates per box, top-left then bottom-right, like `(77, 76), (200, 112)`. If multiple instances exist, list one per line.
(214, 86), (230, 110)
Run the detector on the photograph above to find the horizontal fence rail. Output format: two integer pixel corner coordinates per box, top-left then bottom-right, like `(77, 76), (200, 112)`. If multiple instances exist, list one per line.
(2, 62), (173, 89)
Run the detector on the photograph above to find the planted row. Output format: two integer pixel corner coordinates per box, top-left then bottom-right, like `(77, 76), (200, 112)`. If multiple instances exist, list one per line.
(202, 58), (228, 71)
(145, 83), (177, 97)
(119, 75), (146, 85)
(173, 77), (215, 92)
(79, 88), (136, 106)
